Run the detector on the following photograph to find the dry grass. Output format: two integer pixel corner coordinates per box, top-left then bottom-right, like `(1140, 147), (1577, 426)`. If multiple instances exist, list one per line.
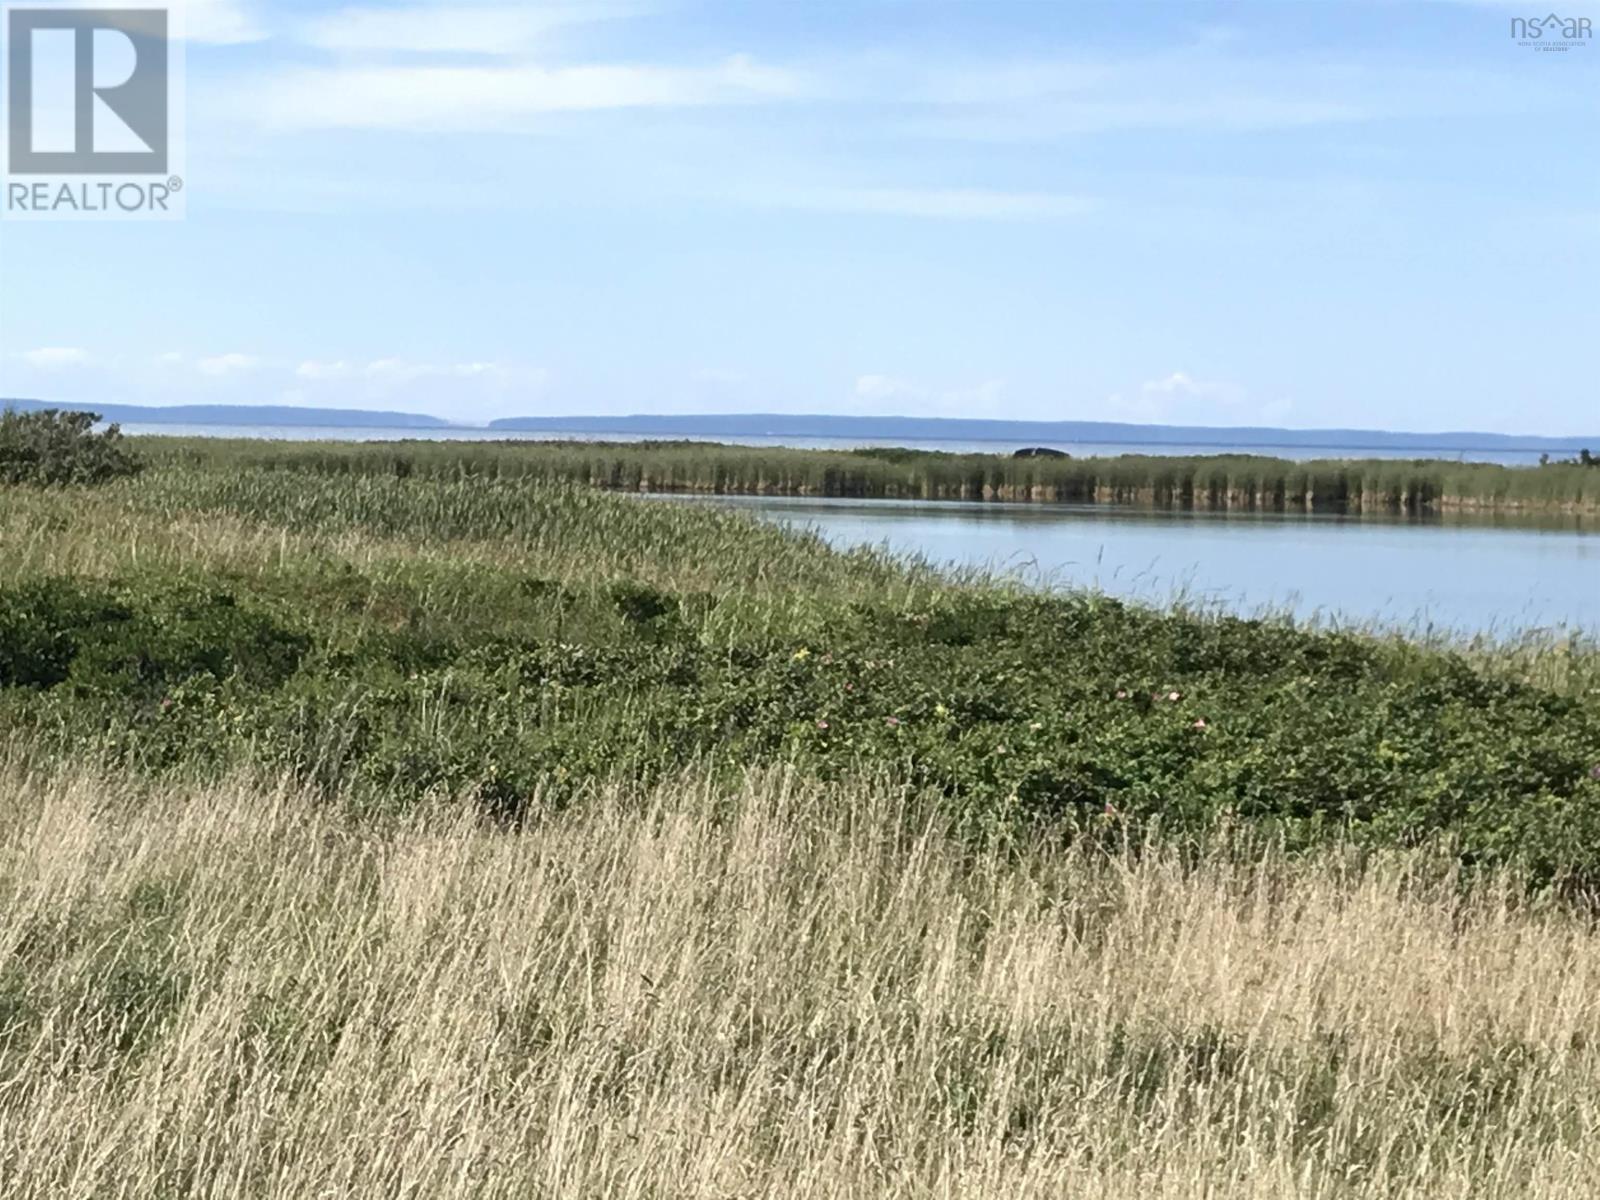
(0, 767), (1597, 1198)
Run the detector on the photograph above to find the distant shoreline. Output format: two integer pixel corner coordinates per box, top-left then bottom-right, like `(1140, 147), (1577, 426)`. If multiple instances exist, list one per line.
(4, 397), (1595, 458)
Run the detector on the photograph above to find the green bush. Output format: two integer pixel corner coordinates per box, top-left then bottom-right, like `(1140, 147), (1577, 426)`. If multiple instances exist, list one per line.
(0, 578), (308, 696)
(3, 565), (1598, 885)
(0, 408), (143, 486)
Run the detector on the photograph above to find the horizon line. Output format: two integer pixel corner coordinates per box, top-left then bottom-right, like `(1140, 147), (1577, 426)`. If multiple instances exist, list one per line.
(3, 397), (1598, 447)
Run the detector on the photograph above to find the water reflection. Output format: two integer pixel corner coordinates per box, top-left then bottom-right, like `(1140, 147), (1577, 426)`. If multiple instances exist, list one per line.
(681, 495), (1599, 637)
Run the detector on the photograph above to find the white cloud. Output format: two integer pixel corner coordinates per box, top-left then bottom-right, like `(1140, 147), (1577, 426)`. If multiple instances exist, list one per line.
(296, 359), (354, 380)
(246, 55), (805, 132)
(789, 187), (1094, 221)
(331, 358), (551, 423)
(18, 347), (90, 369)
(363, 358), (431, 383)
(1107, 371), (1294, 425)
(6, 344), (550, 424)
(196, 353), (263, 376)
(693, 368), (746, 386)
(1143, 371), (1232, 399)
(861, 40), (1546, 145)
(907, 96), (1370, 142)
(855, 374), (916, 402)
(1425, 0), (1600, 8)
(854, 374), (1006, 415)
(302, 3), (640, 56)
(356, 358), (544, 389)
(185, 0), (266, 45)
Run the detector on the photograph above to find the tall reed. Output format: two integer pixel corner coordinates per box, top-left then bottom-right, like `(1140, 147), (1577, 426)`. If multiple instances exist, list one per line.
(1, 765), (1598, 1198)
(136, 437), (1600, 514)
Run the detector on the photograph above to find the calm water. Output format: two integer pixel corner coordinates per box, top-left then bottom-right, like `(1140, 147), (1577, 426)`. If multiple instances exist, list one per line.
(119, 422), (1595, 634)
(686, 496), (1599, 637)
(120, 423), (1560, 466)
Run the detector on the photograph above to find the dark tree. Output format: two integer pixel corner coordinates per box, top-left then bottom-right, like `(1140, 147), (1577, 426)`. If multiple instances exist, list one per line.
(0, 408), (144, 486)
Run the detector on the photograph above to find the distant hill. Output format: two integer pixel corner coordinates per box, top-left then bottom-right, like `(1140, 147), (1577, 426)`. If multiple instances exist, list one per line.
(0, 398), (452, 429)
(3, 397), (1594, 453)
(487, 412), (1598, 455)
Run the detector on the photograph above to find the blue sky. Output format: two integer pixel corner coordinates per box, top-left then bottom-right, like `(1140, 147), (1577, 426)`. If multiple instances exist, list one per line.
(1, 0), (1596, 432)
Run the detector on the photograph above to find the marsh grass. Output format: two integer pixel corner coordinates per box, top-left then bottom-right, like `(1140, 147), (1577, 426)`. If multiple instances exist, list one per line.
(0, 467), (930, 601)
(1, 765), (1599, 1197)
(137, 436), (1600, 514)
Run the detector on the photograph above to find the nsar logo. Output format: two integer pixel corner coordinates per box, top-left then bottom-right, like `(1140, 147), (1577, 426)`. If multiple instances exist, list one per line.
(1510, 12), (1592, 51)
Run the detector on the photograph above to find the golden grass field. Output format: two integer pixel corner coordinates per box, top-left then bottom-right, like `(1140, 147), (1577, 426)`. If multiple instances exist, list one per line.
(3, 764), (1598, 1198)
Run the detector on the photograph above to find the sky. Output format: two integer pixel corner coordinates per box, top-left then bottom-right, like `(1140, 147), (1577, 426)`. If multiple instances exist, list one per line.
(0, 0), (1596, 433)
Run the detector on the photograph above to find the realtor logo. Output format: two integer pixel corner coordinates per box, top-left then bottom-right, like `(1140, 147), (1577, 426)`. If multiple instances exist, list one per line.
(3, 4), (183, 218)
(7, 7), (167, 172)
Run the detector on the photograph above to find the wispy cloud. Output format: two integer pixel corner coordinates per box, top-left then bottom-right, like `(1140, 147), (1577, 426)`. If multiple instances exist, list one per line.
(852, 39), (1552, 144)
(17, 346), (91, 369)
(244, 55), (806, 132)
(1108, 371), (1290, 425)
(363, 358), (493, 383)
(196, 353), (263, 376)
(173, 355), (534, 386)
(855, 374), (1007, 415)
(186, 0), (266, 45)
(295, 359), (353, 380)
(300, 3), (643, 56)
(1143, 371), (1233, 400)
(692, 368), (746, 386)
(1426, 0), (1600, 8)
(20, 347), (552, 423)
(787, 187), (1094, 221)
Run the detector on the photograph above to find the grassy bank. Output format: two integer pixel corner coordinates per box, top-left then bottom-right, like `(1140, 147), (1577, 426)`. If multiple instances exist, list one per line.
(1, 446), (1597, 882)
(5, 441), (1600, 1195)
(140, 436), (1600, 514)
(4, 767), (1600, 1198)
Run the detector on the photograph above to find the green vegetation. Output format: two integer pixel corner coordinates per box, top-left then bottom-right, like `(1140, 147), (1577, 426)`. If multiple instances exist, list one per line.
(5, 437), (1600, 1197)
(0, 407), (142, 486)
(138, 434), (1600, 513)
(2, 441), (1597, 886)
(1542, 448), (1598, 468)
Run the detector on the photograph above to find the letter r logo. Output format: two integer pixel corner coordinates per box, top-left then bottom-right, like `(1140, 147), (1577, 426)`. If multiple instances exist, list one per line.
(6, 7), (168, 174)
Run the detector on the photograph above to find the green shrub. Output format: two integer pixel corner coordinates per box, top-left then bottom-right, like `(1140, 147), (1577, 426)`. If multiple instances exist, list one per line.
(3, 564), (1597, 885)
(0, 408), (143, 486)
(0, 578), (308, 696)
